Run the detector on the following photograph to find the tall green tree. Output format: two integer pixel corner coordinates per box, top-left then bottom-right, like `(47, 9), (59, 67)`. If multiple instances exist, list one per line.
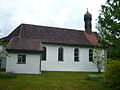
(97, 0), (120, 59)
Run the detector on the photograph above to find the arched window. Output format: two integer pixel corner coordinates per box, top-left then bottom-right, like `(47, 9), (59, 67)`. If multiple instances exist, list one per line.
(74, 48), (79, 62)
(41, 47), (46, 61)
(58, 47), (64, 61)
(89, 49), (93, 62)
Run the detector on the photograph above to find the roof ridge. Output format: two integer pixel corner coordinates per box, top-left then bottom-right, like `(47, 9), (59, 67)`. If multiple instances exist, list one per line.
(21, 23), (85, 32)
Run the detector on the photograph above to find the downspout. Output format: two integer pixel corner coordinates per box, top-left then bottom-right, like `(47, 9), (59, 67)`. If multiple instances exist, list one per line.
(39, 54), (42, 74)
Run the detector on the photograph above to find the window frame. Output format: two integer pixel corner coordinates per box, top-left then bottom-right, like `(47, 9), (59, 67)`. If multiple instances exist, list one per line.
(41, 47), (46, 61)
(89, 49), (93, 62)
(58, 47), (64, 61)
(17, 54), (26, 64)
(74, 48), (79, 62)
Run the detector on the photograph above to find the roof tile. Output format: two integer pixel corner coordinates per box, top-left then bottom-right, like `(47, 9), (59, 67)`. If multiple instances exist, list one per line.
(1, 23), (101, 52)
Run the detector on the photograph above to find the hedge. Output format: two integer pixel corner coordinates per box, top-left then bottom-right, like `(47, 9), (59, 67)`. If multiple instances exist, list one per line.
(104, 59), (120, 89)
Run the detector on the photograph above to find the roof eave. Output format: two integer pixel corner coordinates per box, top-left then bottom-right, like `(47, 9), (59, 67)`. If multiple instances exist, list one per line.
(6, 49), (42, 54)
(42, 42), (104, 48)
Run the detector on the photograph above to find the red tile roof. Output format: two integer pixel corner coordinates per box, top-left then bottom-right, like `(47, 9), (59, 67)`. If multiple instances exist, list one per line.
(7, 37), (43, 53)
(1, 24), (101, 52)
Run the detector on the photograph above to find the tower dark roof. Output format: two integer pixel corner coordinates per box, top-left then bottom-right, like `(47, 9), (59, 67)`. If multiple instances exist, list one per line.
(84, 10), (92, 21)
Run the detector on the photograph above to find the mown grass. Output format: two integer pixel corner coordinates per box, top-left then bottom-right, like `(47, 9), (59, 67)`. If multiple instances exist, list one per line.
(0, 71), (113, 90)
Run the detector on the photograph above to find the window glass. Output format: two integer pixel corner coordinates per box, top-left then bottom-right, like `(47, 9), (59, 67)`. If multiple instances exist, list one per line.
(89, 49), (93, 62)
(17, 55), (26, 64)
(41, 47), (46, 61)
(58, 47), (64, 61)
(74, 48), (79, 62)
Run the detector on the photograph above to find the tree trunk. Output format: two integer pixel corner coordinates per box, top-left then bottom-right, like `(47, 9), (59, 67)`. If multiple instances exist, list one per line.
(98, 70), (101, 73)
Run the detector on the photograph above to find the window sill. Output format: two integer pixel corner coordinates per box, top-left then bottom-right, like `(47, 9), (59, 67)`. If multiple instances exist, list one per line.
(89, 61), (93, 62)
(41, 60), (46, 61)
(74, 61), (80, 62)
(58, 60), (64, 62)
(17, 63), (26, 64)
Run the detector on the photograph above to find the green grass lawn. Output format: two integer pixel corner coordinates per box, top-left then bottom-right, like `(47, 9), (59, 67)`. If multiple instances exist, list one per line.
(0, 71), (113, 90)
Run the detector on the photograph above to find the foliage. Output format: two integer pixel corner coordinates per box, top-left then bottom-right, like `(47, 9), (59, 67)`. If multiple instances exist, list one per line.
(0, 40), (8, 69)
(93, 48), (106, 73)
(0, 73), (17, 79)
(97, 0), (120, 59)
(104, 59), (120, 89)
(0, 50), (7, 69)
(0, 40), (8, 47)
(0, 50), (7, 61)
(85, 74), (103, 81)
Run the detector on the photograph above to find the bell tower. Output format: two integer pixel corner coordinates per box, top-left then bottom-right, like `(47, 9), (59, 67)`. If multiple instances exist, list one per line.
(84, 9), (92, 34)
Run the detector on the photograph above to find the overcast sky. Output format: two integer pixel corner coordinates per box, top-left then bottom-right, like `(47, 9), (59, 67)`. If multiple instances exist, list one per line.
(0, 0), (106, 38)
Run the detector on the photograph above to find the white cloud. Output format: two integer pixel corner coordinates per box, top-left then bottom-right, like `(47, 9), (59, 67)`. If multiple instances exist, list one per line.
(0, 0), (106, 38)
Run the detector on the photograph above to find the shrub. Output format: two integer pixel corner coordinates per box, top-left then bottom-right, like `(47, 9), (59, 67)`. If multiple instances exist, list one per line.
(104, 59), (120, 89)
(85, 74), (103, 81)
(0, 73), (17, 79)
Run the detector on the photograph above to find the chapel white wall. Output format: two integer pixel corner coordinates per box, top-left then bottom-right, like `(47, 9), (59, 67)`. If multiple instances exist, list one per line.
(6, 53), (41, 74)
(41, 44), (103, 72)
(5, 44), (106, 74)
